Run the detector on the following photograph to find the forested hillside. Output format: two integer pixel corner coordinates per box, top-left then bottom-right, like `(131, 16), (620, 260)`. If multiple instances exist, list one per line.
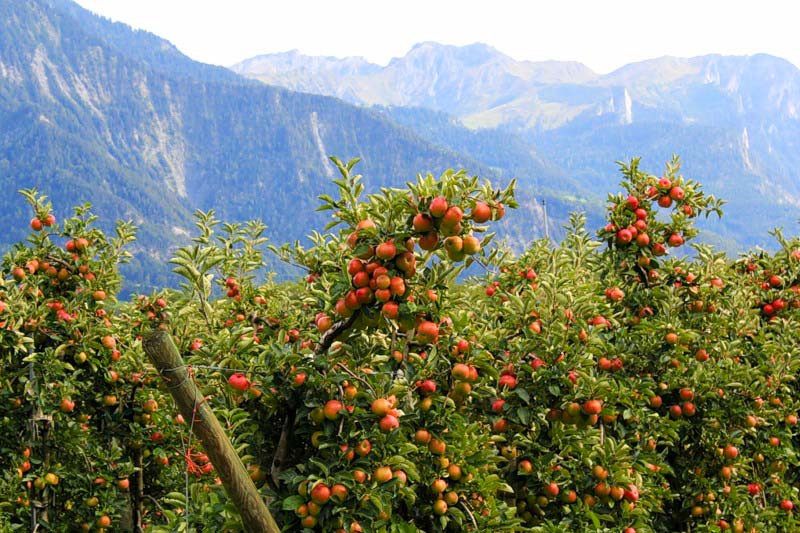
(0, 0), (576, 291)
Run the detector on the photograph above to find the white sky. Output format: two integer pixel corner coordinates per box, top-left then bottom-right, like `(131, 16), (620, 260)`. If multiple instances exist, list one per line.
(73, 0), (799, 73)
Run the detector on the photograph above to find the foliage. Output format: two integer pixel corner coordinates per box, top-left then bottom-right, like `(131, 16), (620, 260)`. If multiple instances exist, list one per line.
(1, 158), (799, 533)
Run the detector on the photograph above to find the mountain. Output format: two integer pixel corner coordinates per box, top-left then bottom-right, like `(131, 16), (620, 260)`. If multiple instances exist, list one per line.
(0, 2), (573, 291)
(4, 0), (797, 294)
(232, 44), (800, 134)
(231, 43), (598, 124)
(234, 45), (800, 249)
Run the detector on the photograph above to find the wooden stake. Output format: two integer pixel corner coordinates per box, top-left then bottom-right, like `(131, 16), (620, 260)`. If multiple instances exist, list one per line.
(142, 330), (279, 533)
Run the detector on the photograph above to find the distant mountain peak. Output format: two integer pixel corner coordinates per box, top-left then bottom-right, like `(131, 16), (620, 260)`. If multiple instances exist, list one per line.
(408, 41), (499, 54)
(401, 41), (507, 65)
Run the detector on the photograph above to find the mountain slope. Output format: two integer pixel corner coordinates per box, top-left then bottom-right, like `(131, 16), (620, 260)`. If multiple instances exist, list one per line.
(1, 1), (578, 290)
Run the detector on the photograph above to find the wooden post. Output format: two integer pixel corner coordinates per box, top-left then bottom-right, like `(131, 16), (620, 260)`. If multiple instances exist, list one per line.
(142, 330), (280, 533)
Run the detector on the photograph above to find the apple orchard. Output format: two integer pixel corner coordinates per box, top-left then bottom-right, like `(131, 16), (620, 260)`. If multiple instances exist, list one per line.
(1, 156), (799, 532)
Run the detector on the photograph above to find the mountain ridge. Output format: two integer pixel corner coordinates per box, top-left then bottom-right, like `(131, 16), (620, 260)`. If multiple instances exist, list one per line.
(232, 45), (800, 130)
(233, 43), (800, 249)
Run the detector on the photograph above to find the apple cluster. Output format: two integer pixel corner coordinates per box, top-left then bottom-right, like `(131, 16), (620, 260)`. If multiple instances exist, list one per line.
(410, 197), (501, 261)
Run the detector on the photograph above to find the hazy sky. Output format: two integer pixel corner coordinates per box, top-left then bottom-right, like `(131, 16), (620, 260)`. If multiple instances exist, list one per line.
(73, 0), (798, 73)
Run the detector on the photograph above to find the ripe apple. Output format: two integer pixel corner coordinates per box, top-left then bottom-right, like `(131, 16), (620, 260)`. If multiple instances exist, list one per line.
(315, 313), (333, 332)
(443, 236), (463, 255)
(610, 486), (625, 501)
(60, 397), (75, 413)
(142, 399), (158, 413)
(616, 229), (633, 245)
(414, 429), (431, 444)
(623, 484), (639, 502)
(723, 445), (738, 460)
(471, 202), (491, 223)
(594, 482), (611, 497)
(12, 267), (25, 281)
(227, 373), (250, 391)
(371, 398), (391, 416)
(429, 439), (446, 455)
(432, 499), (448, 515)
(416, 321), (439, 344)
(668, 233), (684, 247)
(330, 484), (348, 503)
(429, 197), (448, 218)
(605, 287), (625, 301)
(432, 478), (448, 493)
(462, 234), (481, 255)
(388, 276), (405, 296)
(418, 231), (439, 250)
(381, 301), (399, 319)
(493, 203), (505, 220)
(323, 400), (343, 420)
(491, 399), (506, 413)
(101, 336), (116, 350)
(492, 418), (509, 432)
(413, 213), (434, 232)
(582, 399), (602, 415)
(498, 374), (517, 389)
(379, 414), (399, 432)
(452, 363), (470, 380)
(347, 259), (363, 276)
(592, 465), (608, 480)
(544, 482), (559, 498)
(310, 483), (331, 505)
(374, 466), (393, 483)
(376, 241), (397, 260)
(447, 464), (462, 480)
(418, 379), (436, 395)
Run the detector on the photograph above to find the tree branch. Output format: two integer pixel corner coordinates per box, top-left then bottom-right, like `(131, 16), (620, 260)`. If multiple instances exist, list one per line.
(315, 312), (358, 355)
(270, 407), (296, 488)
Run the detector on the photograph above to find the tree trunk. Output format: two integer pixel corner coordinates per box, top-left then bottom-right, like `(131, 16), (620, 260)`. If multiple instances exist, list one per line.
(131, 448), (144, 533)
